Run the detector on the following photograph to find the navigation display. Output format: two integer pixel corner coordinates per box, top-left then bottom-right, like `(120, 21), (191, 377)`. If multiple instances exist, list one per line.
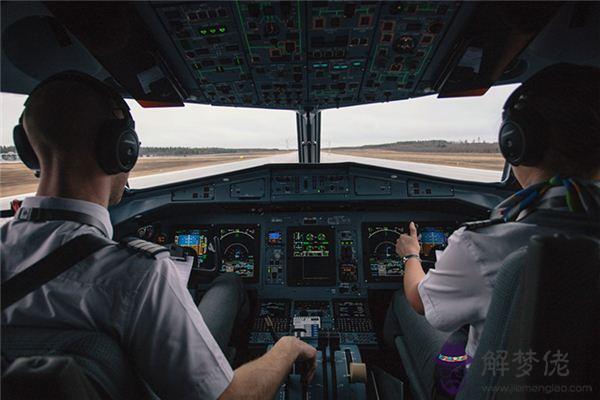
(362, 222), (455, 281)
(363, 224), (405, 281)
(219, 225), (260, 282)
(174, 228), (210, 267)
(287, 227), (336, 286)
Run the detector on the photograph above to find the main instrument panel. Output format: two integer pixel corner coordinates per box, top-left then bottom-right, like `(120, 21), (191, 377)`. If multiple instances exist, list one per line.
(138, 216), (458, 291)
(138, 214), (459, 349)
(121, 163), (505, 297)
(118, 163), (506, 352)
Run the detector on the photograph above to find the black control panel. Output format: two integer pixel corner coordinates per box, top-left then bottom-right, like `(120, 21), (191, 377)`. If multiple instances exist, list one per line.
(250, 298), (377, 346)
(154, 1), (460, 109)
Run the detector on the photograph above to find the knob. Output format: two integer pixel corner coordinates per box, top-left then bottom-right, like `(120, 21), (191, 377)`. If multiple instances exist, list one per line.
(349, 362), (367, 383)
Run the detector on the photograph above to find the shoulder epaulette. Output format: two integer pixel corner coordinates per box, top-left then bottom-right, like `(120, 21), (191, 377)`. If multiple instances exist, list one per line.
(461, 218), (504, 231)
(120, 237), (169, 259)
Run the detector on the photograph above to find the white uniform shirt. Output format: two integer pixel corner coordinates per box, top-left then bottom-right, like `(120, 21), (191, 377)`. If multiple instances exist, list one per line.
(1, 196), (233, 400)
(418, 221), (556, 358)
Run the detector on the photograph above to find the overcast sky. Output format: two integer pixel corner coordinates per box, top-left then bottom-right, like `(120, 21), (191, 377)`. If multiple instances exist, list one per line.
(1, 83), (519, 149)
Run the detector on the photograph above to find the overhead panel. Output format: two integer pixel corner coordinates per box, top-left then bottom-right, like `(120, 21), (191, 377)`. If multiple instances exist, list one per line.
(306, 1), (378, 108)
(154, 1), (459, 110)
(362, 2), (458, 104)
(237, 1), (306, 108)
(156, 2), (256, 106)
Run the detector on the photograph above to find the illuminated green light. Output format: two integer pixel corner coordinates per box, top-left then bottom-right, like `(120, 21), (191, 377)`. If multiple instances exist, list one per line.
(219, 27), (227, 33)
(353, 61), (362, 66)
(209, 28), (217, 34)
(200, 29), (208, 35)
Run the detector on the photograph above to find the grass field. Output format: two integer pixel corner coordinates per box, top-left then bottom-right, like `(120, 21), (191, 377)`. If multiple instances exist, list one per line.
(0, 152), (279, 197)
(331, 149), (505, 171)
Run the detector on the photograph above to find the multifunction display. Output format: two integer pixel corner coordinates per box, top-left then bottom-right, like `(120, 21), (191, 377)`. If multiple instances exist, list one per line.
(362, 222), (456, 281)
(174, 228), (211, 268)
(419, 226), (451, 262)
(287, 227), (336, 286)
(219, 226), (260, 282)
(363, 224), (405, 281)
(174, 225), (260, 281)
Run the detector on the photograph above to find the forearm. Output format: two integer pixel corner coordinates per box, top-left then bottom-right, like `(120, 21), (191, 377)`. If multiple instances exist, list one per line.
(219, 337), (297, 400)
(403, 258), (425, 314)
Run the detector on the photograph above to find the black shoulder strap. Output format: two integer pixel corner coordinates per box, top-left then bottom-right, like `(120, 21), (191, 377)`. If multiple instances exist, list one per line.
(16, 207), (110, 238)
(1, 234), (114, 311)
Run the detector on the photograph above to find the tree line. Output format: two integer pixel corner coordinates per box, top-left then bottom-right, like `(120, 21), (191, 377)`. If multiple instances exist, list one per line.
(2, 140), (499, 156)
(0, 145), (280, 157)
(333, 140), (500, 153)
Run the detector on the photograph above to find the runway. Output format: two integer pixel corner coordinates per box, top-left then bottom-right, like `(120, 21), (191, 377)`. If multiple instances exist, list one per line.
(0, 152), (501, 210)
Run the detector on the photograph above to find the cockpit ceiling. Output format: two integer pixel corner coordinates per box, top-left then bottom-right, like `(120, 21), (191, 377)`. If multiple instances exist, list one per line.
(154, 1), (459, 110)
(4, 1), (590, 111)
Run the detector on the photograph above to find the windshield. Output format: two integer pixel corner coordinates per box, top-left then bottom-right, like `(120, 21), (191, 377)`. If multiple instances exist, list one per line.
(321, 83), (519, 182)
(1, 84), (517, 200)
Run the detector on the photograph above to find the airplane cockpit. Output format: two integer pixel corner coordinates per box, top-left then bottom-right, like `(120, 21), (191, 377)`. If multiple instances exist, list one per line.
(1, 2), (599, 400)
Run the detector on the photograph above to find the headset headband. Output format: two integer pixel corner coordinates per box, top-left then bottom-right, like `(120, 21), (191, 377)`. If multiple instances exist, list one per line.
(22, 70), (131, 117)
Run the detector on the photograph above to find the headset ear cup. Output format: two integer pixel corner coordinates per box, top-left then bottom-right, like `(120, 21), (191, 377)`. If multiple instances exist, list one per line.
(96, 121), (139, 175)
(117, 129), (139, 172)
(13, 124), (40, 171)
(499, 111), (546, 167)
(499, 120), (526, 166)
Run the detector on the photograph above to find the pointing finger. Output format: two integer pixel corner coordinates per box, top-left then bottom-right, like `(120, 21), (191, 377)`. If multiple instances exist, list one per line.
(409, 222), (417, 237)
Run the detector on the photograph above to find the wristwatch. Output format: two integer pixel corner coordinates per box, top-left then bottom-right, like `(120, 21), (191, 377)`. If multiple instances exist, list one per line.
(401, 254), (421, 264)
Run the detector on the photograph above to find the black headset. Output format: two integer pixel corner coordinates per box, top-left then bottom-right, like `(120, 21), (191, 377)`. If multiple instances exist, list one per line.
(13, 70), (140, 175)
(498, 85), (547, 166)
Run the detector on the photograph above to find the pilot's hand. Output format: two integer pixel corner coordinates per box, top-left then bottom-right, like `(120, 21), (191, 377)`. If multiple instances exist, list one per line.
(396, 222), (421, 257)
(285, 337), (317, 383)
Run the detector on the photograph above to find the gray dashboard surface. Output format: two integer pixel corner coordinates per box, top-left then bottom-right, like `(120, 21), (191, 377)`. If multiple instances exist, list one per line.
(111, 162), (511, 225)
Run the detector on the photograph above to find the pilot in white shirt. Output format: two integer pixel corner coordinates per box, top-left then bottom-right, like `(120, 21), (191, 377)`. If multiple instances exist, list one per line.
(2, 71), (317, 400)
(390, 63), (600, 395)
(2, 196), (237, 399)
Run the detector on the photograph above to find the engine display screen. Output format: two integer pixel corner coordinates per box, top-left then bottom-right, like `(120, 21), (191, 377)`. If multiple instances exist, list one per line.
(362, 222), (455, 281)
(174, 228), (210, 267)
(219, 225), (260, 282)
(292, 231), (331, 258)
(287, 227), (336, 286)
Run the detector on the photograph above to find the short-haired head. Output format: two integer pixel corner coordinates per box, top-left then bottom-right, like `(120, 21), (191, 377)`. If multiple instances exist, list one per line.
(503, 63), (600, 179)
(22, 75), (124, 172)
(22, 73), (134, 206)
